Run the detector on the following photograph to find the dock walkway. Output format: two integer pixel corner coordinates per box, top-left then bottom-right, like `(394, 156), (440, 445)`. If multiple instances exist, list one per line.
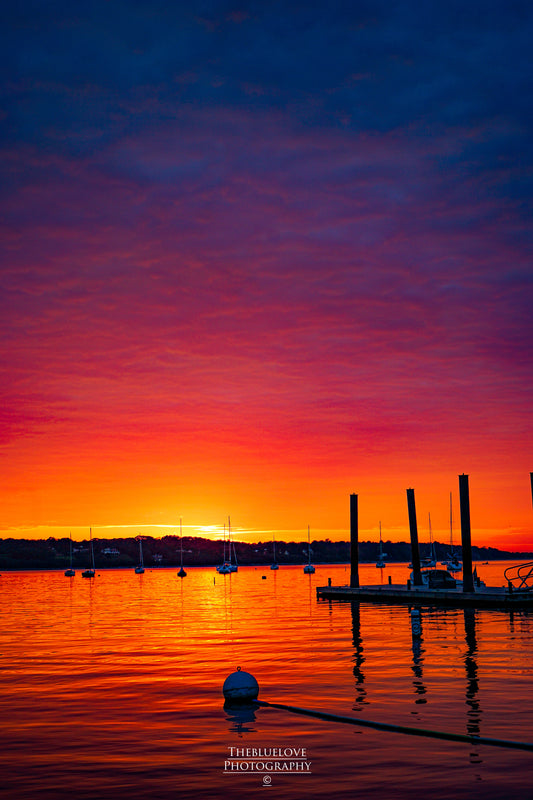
(316, 583), (533, 609)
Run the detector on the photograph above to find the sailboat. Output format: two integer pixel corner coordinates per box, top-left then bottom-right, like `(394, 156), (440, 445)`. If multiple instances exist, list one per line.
(229, 517), (238, 572)
(177, 518), (187, 578)
(375, 522), (386, 568)
(270, 532), (279, 570)
(217, 524), (232, 573)
(81, 529), (96, 577)
(442, 493), (462, 572)
(134, 536), (145, 574)
(64, 532), (75, 576)
(303, 526), (315, 574)
(421, 513), (437, 568)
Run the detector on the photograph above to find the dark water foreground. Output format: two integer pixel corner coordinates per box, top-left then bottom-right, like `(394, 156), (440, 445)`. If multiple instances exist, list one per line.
(1, 563), (531, 799)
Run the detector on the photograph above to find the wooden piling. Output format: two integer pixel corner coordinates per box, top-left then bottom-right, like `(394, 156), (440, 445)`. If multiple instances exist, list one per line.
(406, 488), (422, 586)
(350, 493), (359, 588)
(459, 474), (474, 593)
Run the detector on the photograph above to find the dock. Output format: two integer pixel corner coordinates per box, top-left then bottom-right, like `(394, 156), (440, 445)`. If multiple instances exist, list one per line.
(323, 474), (533, 611)
(316, 583), (533, 609)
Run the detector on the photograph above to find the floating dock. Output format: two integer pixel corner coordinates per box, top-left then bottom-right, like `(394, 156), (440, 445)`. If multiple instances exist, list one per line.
(320, 474), (533, 610)
(316, 583), (533, 609)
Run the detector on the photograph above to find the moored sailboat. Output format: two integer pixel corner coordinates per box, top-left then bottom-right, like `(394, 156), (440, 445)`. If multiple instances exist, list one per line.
(228, 517), (238, 572)
(81, 529), (96, 577)
(64, 532), (75, 576)
(376, 521), (386, 568)
(420, 513), (437, 568)
(441, 493), (462, 572)
(303, 526), (315, 574)
(134, 536), (145, 574)
(177, 518), (187, 578)
(270, 532), (279, 570)
(217, 524), (232, 573)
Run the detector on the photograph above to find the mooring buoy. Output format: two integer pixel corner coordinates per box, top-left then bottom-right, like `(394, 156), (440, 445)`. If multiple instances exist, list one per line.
(223, 667), (259, 704)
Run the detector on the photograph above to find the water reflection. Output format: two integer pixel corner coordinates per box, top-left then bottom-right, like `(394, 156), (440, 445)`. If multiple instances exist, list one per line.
(350, 603), (367, 709)
(88, 574), (95, 639)
(463, 608), (482, 764)
(224, 702), (258, 735)
(410, 608), (427, 707)
(3, 566), (533, 800)
(509, 610), (532, 637)
(307, 573), (314, 616)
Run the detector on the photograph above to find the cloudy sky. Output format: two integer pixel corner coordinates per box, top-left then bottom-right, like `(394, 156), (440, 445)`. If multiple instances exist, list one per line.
(1, 1), (532, 547)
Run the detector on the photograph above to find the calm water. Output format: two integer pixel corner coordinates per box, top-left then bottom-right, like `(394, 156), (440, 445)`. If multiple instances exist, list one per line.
(1, 562), (532, 799)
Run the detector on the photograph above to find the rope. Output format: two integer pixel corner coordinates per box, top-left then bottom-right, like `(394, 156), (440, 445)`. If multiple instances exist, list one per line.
(255, 700), (533, 752)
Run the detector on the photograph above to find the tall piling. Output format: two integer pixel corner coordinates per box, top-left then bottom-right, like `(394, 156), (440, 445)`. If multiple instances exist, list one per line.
(530, 472), (533, 508)
(350, 493), (359, 588)
(459, 474), (474, 593)
(406, 488), (422, 586)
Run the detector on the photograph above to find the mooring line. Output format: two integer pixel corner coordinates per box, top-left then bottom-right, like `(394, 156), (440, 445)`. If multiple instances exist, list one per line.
(255, 700), (533, 752)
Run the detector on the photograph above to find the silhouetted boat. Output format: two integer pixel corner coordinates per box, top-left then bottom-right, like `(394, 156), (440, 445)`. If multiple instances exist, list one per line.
(228, 517), (238, 572)
(441, 493), (462, 571)
(411, 568), (459, 588)
(134, 536), (145, 574)
(81, 529), (96, 577)
(376, 521), (386, 568)
(421, 513), (437, 568)
(217, 523), (232, 573)
(64, 532), (75, 576)
(270, 532), (279, 570)
(177, 518), (187, 578)
(303, 526), (315, 574)
(447, 558), (462, 572)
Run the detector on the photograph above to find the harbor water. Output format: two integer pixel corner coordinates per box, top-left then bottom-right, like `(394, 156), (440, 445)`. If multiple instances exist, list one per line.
(1, 562), (532, 799)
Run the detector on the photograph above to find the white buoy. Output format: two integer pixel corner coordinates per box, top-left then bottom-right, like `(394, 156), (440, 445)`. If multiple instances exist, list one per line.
(223, 667), (259, 704)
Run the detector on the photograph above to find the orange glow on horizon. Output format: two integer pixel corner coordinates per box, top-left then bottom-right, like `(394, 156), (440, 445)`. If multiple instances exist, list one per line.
(2, 437), (532, 551)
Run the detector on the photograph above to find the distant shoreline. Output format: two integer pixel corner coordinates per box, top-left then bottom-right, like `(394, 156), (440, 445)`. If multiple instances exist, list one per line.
(1, 533), (532, 573)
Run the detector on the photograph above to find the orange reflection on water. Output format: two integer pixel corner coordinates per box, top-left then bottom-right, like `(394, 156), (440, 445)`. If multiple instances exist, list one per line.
(0, 564), (532, 799)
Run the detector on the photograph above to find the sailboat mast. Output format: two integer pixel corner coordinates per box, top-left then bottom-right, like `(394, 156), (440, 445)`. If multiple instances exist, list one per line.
(308, 525), (311, 565)
(90, 528), (95, 569)
(180, 518), (183, 567)
(449, 492), (453, 549)
(429, 512), (436, 561)
(228, 516), (238, 567)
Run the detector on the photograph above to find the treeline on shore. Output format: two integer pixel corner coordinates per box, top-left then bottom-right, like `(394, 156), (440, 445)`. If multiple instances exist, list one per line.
(0, 536), (530, 570)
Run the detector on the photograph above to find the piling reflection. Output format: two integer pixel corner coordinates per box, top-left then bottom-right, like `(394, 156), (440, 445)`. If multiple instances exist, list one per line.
(350, 603), (367, 709)
(509, 609), (532, 637)
(463, 608), (482, 764)
(410, 608), (427, 706)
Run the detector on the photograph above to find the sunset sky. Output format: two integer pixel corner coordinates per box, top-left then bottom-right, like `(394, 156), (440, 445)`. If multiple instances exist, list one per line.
(1, 1), (532, 550)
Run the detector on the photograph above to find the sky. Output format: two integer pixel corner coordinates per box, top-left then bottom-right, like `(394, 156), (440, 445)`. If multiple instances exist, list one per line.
(1, 0), (532, 549)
